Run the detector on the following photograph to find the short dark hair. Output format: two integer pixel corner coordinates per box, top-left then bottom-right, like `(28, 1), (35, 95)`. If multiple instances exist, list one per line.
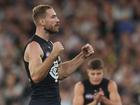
(88, 58), (104, 70)
(32, 4), (52, 25)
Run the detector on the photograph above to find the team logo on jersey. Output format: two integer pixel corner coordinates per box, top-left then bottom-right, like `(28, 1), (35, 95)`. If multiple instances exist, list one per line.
(49, 60), (59, 82)
(85, 91), (101, 105)
(85, 94), (94, 100)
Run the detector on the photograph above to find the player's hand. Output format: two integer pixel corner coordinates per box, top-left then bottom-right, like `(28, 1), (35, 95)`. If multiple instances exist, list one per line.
(52, 42), (64, 57)
(81, 43), (94, 58)
(94, 88), (104, 102)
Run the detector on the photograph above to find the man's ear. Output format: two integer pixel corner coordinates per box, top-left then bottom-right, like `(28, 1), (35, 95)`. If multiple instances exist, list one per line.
(39, 19), (46, 26)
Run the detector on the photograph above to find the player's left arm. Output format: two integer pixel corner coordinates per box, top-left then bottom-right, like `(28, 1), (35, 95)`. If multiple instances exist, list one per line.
(101, 80), (122, 105)
(58, 52), (85, 80)
(58, 44), (94, 80)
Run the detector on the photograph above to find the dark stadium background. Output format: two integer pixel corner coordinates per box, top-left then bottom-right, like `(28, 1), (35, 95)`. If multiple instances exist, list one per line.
(0, 0), (139, 105)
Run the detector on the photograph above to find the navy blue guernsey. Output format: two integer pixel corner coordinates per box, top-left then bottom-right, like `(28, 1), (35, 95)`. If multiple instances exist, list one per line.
(82, 78), (110, 105)
(23, 35), (61, 105)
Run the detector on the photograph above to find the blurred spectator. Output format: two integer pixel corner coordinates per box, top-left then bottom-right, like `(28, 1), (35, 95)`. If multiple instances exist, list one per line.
(0, 0), (139, 105)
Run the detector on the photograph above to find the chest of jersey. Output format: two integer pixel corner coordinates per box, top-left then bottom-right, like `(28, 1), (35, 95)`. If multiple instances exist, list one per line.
(83, 79), (109, 105)
(40, 41), (61, 83)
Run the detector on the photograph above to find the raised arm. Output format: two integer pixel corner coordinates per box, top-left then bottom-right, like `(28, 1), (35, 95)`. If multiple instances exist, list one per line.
(100, 80), (122, 105)
(58, 44), (94, 79)
(24, 41), (64, 83)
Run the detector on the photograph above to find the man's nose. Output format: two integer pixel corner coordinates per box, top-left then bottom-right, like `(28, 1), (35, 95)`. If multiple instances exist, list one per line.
(94, 75), (98, 78)
(56, 17), (60, 23)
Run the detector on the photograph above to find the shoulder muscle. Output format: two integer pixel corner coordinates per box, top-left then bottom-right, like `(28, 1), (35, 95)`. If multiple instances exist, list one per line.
(24, 41), (43, 62)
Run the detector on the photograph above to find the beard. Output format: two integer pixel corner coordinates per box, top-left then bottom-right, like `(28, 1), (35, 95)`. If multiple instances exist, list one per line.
(44, 25), (60, 34)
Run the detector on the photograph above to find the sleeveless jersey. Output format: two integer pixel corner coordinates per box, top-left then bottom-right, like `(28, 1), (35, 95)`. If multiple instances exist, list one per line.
(82, 78), (110, 105)
(23, 35), (61, 105)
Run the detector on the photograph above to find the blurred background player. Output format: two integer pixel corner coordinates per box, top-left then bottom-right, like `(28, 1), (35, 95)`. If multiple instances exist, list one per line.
(73, 58), (122, 105)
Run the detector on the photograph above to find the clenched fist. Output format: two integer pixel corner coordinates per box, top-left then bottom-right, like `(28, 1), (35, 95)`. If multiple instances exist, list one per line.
(52, 42), (64, 57)
(81, 43), (94, 58)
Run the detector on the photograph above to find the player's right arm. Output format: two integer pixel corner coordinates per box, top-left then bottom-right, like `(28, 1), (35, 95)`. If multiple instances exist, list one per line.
(24, 41), (64, 83)
(73, 82), (84, 105)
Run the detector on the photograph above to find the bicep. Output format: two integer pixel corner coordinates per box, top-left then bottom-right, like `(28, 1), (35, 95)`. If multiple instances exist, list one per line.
(28, 54), (42, 75)
(27, 42), (43, 76)
(109, 81), (122, 105)
(73, 94), (84, 105)
(73, 82), (84, 105)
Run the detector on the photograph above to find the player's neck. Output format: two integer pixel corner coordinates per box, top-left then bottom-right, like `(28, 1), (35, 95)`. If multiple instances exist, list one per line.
(35, 27), (49, 41)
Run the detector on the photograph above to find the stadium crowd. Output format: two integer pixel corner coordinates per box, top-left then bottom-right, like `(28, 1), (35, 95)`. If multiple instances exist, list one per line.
(0, 0), (139, 105)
